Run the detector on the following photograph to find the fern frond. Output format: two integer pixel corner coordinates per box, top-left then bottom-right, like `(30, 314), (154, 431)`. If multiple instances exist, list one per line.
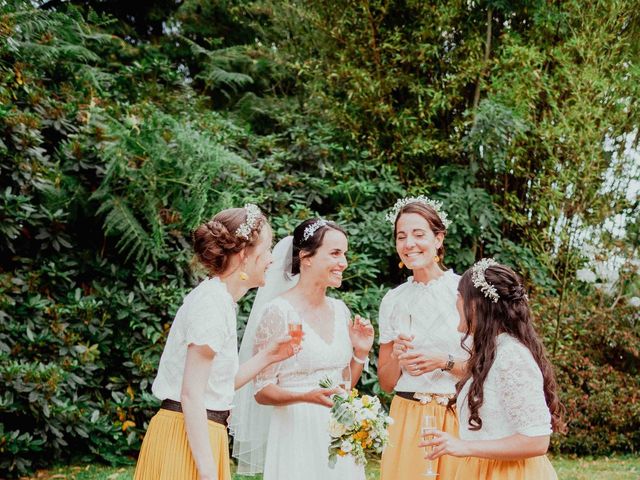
(96, 197), (155, 264)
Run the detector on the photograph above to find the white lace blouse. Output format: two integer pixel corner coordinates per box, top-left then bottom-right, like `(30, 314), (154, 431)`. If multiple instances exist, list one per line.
(152, 276), (239, 411)
(457, 333), (552, 440)
(378, 270), (467, 394)
(253, 297), (353, 392)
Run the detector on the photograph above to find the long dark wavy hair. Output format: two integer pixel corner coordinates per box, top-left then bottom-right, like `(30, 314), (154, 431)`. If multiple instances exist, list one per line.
(456, 262), (566, 433)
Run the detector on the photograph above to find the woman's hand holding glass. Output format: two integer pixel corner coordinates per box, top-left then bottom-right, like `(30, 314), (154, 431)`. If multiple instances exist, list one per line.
(391, 333), (415, 360)
(397, 351), (448, 376)
(264, 334), (303, 364)
(419, 429), (471, 460)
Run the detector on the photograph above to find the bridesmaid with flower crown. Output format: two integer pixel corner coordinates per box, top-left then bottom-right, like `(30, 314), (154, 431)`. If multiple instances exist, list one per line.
(378, 197), (467, 480)
(421, 259), (564, 479)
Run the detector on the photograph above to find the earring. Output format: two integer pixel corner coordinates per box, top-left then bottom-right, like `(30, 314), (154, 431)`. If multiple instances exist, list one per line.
(434, 255), (440, 263)
(398, 261), (404, 269)
(239, 271), (249, 281)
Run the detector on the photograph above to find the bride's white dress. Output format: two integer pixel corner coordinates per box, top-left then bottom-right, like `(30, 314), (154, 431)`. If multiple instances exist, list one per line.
(253, 296), (366, 480)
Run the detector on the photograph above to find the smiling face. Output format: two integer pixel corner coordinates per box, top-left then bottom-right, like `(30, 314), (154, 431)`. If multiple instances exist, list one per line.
(243, 224), (274, 288)
(395, 212), (444, 271)
(300, 228), (349, 288)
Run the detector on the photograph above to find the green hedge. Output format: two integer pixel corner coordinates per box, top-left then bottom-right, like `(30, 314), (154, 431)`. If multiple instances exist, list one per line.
(1, 1), (638, 477)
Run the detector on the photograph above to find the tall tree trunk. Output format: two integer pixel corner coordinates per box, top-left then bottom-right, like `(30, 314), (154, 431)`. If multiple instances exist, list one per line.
(472, 7), (493, 121)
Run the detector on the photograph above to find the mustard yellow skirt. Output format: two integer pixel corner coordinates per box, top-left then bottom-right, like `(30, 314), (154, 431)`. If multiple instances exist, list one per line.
(380, 394), (461, 480)
(134, 409), (231, 480)
(454, 455), (558, 479)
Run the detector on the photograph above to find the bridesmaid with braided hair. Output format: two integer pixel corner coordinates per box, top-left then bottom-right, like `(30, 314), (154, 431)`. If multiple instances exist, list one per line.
(421, 259), (565, 479)
(134, 205), (296, 480)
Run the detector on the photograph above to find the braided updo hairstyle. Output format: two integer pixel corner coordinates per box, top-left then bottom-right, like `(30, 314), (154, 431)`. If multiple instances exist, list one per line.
(192, 207), (267, 276)
(394, 202), (447, 264)
(291, 218), (347, 275)
(456, 263), (566, 434)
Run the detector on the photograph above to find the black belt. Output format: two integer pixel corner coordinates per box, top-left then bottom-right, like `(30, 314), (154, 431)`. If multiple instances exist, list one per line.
(160, 399), (230, 426)
(395, 391), (454, 405)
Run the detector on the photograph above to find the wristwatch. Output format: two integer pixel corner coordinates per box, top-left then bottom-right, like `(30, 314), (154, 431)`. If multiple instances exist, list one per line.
(441, 354), (455, 372)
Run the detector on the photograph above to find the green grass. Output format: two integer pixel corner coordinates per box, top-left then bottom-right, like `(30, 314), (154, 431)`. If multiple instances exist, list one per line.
(27, 455), (640, 480)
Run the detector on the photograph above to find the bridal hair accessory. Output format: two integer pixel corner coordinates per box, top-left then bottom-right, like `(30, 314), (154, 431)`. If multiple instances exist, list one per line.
(235, 204), (261, 239)
(303, 219), (328, 241)
(471, 258), (500, 303)
(385, 195), (451, 229)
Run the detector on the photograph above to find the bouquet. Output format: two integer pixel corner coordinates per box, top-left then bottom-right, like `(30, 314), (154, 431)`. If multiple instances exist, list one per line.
(319, 376), (393, 468)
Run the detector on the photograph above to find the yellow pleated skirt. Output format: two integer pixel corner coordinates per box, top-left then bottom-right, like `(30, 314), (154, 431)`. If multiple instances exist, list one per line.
(454, 455), (558, 479)
(380, 394), (461, 480)
(134, 409), (231, 480)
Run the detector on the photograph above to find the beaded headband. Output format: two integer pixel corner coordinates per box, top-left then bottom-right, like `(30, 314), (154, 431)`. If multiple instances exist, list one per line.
(471, 258), (500, 303)
(235, 203), (262, 240)
(303, 219), (328, 241)
(385, 195), (451, 229)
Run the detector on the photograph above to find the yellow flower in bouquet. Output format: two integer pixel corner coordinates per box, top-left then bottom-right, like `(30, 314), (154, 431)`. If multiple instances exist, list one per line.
(319, 375), (393, 468)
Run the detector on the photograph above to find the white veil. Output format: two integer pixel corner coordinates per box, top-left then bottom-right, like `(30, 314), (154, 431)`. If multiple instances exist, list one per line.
(229, 235), (298, 475)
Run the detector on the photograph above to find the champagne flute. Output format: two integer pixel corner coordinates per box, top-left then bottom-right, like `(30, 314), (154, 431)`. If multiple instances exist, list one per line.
(421, 415), (438, 477)
(399, 312), (413, 337)
(338, 364), (352, 397)
(287, 318), (303, 367)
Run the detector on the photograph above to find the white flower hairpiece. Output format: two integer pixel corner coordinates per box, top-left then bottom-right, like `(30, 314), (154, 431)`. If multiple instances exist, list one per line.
(471, 258), (500, 303)
(385, 195), (451, 229)
(235, 203), (261, 240)
(303, 219), (328, 241)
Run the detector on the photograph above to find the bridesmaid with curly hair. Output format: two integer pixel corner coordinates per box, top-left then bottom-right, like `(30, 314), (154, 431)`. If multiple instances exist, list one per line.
(422, 259), (565, 479)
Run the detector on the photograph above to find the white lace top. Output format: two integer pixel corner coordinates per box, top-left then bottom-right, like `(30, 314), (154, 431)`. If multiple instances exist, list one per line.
(378, 270), (467, 394)
(253, 297), (353, 391)
(457, 333), (552, 440)
(152, 276), (239, 411)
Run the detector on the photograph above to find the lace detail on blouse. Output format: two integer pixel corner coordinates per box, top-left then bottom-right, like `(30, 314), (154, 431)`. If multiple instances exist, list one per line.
(253, 303), (289, 392)
(457, 334), (552, 440)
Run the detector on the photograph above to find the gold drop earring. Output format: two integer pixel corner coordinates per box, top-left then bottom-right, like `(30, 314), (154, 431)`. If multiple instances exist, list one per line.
(239, 271), (249, 281)
(398, 261), (404, 269)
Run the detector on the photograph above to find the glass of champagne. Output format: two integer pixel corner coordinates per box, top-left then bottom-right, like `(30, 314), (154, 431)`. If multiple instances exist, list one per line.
(338, 364), (352, 397)
(421, 415), (438, 477)
(399, 312), (413, 337)
(287, 318), (303, 367)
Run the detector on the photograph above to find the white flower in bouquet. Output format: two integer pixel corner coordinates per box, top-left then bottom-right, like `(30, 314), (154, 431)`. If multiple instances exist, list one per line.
(329, 418), (347, 438)
(340, 440), (353, 453)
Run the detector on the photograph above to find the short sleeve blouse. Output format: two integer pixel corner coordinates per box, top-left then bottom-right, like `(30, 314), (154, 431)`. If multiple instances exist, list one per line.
(152, 276), (239, 411)
(457, 333), (553, 440)
(378, 270), (467, 394)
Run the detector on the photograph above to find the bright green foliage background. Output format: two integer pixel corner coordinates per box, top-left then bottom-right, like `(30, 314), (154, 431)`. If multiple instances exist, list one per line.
(1, 0), (639, 476)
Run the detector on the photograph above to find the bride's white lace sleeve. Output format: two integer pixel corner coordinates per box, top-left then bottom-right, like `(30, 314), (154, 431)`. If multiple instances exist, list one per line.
(253, 303), (288, 393)
(496, 341), (552, 437)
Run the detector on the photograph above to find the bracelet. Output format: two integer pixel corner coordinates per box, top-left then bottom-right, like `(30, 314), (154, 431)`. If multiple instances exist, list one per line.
(352, 353), (368, 364)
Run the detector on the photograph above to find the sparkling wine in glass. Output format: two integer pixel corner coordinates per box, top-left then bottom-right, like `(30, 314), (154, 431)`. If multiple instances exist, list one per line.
(288, 319), (303, 367)
(421, 415), (438, 477)
(338, 364), (352, 397)
(399, 312), (413, 337)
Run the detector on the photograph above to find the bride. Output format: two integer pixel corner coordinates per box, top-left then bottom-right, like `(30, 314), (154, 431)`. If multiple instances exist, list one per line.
(230, 218), (374, 480)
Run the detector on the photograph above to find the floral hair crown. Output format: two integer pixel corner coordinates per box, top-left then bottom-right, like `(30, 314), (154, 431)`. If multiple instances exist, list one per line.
(235, 203), (262, 240)
(303, 219), (328, 241)
(385, 195), (451, 229)
(471, 258), (500, 303)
